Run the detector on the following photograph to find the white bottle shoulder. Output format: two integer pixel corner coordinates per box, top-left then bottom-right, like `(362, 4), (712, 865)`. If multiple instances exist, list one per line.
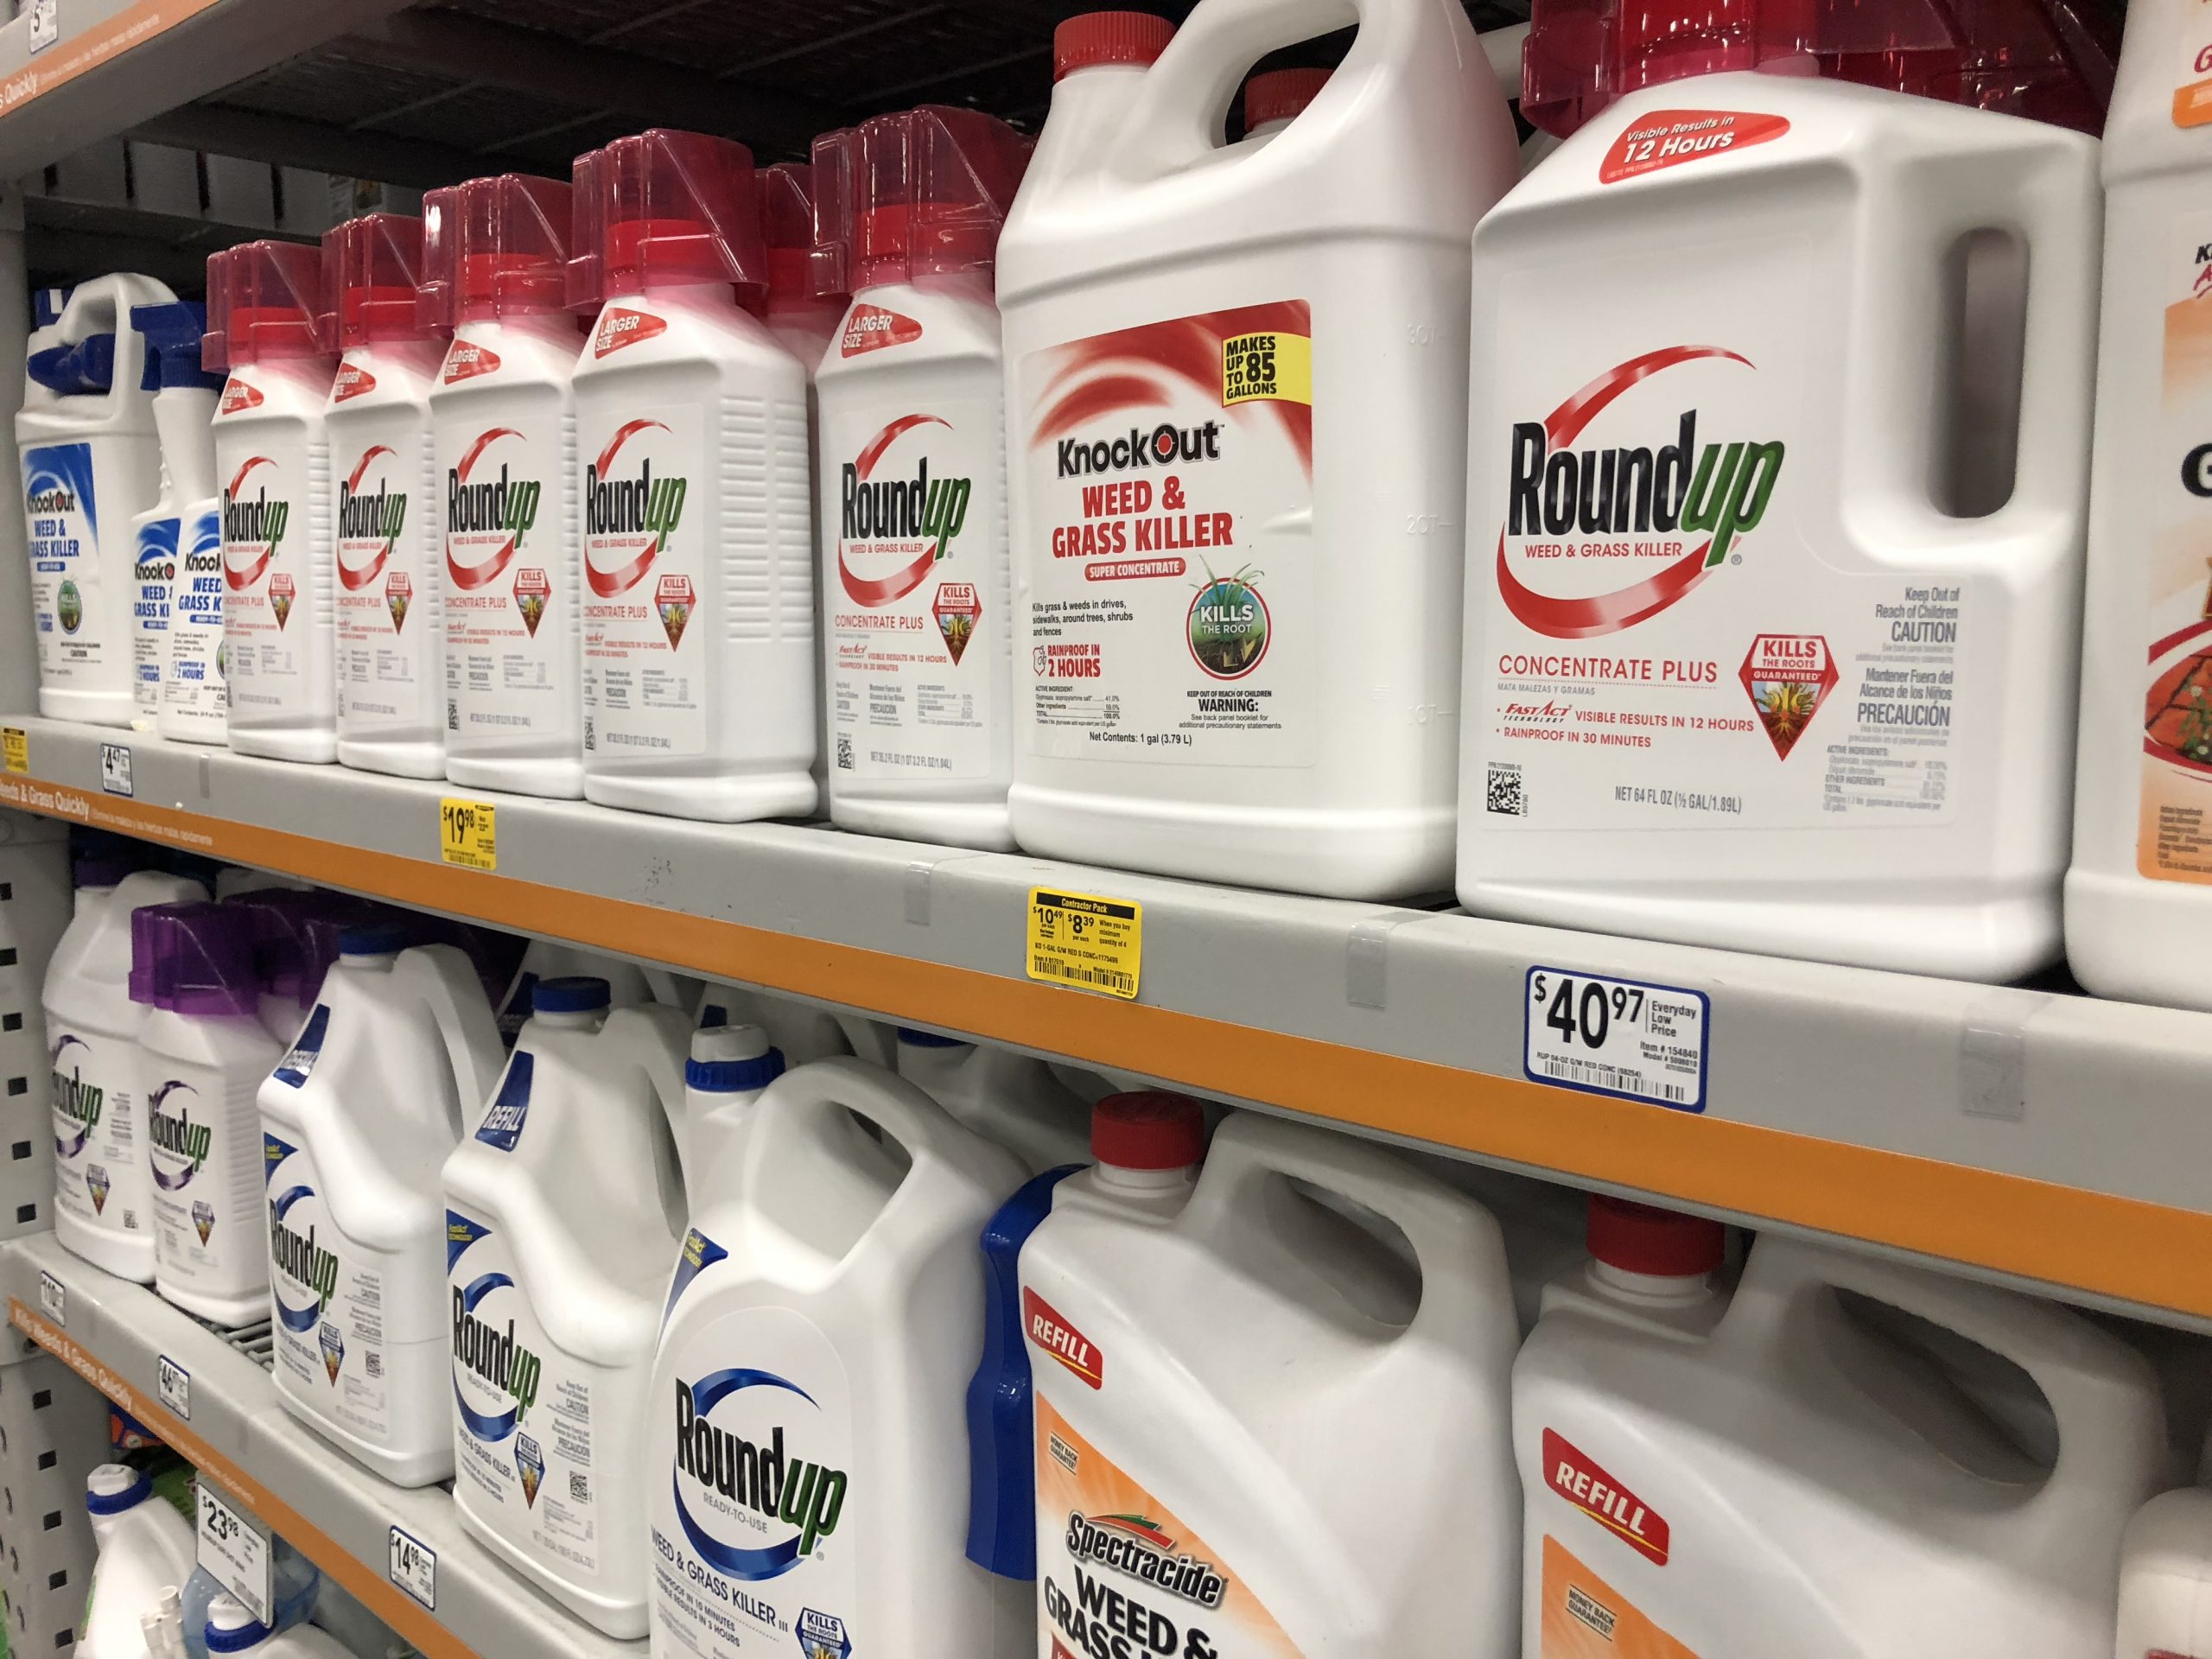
(433, 318), (586, 399)
(816, 280), (1005, 385)
(327, 340), (442, 417)
(571, 287), (804, 395)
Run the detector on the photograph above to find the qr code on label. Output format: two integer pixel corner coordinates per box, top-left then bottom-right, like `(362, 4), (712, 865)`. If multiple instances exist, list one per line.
(836, 733), (855, 771)
(1486, 763), (1525, 817)
(365, 1352), (383, 1379)
(569, 1473), (590, 1503)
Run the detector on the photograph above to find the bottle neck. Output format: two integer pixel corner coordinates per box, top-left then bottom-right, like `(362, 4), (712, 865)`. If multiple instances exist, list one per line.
(1096, 1161), (1196, 1195)
(1592, 1260), (1716, 1303)
(531, 1007), (604, 1031)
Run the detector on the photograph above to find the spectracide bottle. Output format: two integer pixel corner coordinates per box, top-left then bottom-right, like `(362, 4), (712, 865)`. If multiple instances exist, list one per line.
(257, 926), (503, 1486)
(1000, 3), (1517, 900)
(648, 1058), (1027, 1658)
(1516, 1204), (2166, 1657)
(1459, 0), (2101, 978)
(1023, 1097), (1522, 1655)
(442, 976), (690, 1637)
(812, 108), (1031, 849)
(2069, 0), (2212, 1008)
(569, 129), (818, 822)
(210, 243), (340, 764)
(324, 212), (449, 779)
(423, 174), (588, 798)
(46, 859), (207, 1283)
(134, 302), (227, 746)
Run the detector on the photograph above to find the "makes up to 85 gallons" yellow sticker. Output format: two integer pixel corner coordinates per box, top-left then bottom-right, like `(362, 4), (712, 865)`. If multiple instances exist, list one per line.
(1222, 329), (1312, 406)
(439, 798), (497, 872)
(1027, 887), (1141, 1000)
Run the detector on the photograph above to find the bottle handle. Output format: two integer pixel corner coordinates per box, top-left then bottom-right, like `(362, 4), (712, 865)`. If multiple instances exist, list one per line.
(393, 944), (505, 1127)
(757, 1057), (999, 1221)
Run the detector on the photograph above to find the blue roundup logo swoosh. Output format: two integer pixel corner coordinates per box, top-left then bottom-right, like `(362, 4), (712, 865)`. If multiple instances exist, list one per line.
(674, 1369), (818, 1582)
(454, 1271), (519, 1443)
(270, 1183), (322, 1332)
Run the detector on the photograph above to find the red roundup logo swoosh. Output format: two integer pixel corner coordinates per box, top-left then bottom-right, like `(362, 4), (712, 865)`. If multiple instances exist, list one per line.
(586, 420), (670, 596)
(839, 414), (950, 607)
(337, 446), (397, 588)
(1496, 345), (1751, 639)
(222, 456), (277, 589)
(446, 428), (524, 589)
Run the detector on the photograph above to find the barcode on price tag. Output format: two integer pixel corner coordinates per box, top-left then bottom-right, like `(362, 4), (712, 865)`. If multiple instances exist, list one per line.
(1524, 967), (1708, 1113)
(389, 1525), (436, 1609)
(196, 1482), (273, 1623)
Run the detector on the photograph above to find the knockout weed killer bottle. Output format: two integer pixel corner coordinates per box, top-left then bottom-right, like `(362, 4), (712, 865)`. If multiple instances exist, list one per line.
(569, 129), (818, 822)
(812, 108), (1031, 849)
(999, 2), (1516, 900)
(128, 302), (221, 733)
(1459, 0), (2101, 977)
(324, 212), (449, 779)
(423, 175), (588, 799)
(210, 243), (340, 764)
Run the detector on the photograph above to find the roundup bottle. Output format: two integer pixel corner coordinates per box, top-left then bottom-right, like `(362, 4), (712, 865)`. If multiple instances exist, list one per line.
(325, 213), (448, 779)
(45, 855), (207, 1282)
(442, 976), (689, 1637)
(19, 274), (175, 726)
(569, 130), (817, 822)
(1000, 3), (1517, 900)
(1459, 0), (2101, 977)
(134, 302), (228, 746)
(648, 1058), (1027, 1657)
(130, 902), (282, 1327)
(257, 925), (503, 1486)
(893, 1026), (1090, 1173)
(1022, 1097), (1522, 1655)
(127, 302), (221, 732)
(1516, 1213), (2166, 1656)
(79, 1465), (196, 1659)
(423, 175), (587, 798)
(813, 109), (1030, 849)
(209, 243), (340, 764)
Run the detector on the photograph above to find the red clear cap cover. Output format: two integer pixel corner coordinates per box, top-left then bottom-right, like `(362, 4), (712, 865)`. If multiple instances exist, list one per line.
(566, 128), (767, 307)
(845, 105), (1031, 289)
(422, 173), (574, 327)
(1245, 66), (1331, 129)
(1824, 0), (2116, 132)
(321, 211), (434, 350)
(200, 248), (232, 373)
(760, 161), (830, 305)
(810, 128), (856, 300)
(209, 239), (327, 366)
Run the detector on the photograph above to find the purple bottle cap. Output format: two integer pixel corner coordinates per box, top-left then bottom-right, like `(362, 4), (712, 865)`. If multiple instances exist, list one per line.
(223, 888), (328, 1005)
(129, 902), (259, 1016)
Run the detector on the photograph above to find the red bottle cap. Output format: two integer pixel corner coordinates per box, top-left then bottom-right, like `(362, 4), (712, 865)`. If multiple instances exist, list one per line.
(421, 174), (574, 329)
(322, 212), (435, 351)
(1055, 10), (1176, 79)
(1244, 66), (1331, 130)
(1825, 0), (2115, 133)
(1092, 1091), (1206, 1171)
(837, 105), (1030, 291)
(567, 129), (766, 308)
(760, 161), (832, 308)
(207, 240), (327, 366)
(1587, 1195), (1725, 1277)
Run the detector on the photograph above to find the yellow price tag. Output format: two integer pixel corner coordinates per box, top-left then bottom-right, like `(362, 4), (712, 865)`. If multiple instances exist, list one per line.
(1027, 887), (1141, 1000)
(439, 798), (497, 872)
(1, 728), (24, 774)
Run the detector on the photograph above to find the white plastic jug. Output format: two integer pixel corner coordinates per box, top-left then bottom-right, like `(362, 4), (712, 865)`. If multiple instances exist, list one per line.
(258, 926), (503, 1485)
(202, 1596), (353, 1659)
(80, 1464), (196, 1659)
(1516, 1229), (2167, 1657)
(893, 1027), (1090, 1174)
(648, 1057), (1027, 1658)
(20, 273), (177, 726)
(1000, 0), (1519, 900)
(48, 860), (208, 1282)
(2119, 1483), (2212, 1658)
(130, 302), (222, 733)
(1024, 1099), (1523, 1655)
(680, 1021), (785, 1199)
(442, 976), (689, 1636)
(696, 979), (849, 1066)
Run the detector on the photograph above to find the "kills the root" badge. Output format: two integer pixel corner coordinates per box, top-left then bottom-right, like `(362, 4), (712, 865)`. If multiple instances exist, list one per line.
(1739, 633), (1836, 759)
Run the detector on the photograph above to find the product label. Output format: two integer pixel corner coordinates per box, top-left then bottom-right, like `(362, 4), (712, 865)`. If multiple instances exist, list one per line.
(441, 411), (564, 745)
(264, 1131), (393, 1444)
(2177, 2), (2212, 125)
(147, 1065), (261, 1291)
(334, 411), (436, 735)
(1540, 1536), (1697, 1658)
(1478, 299), (1966, 834)
(840, 302), (922, 357)
(50, 1024), (144, 1238)
(448, 1212), (602, 1577)
(649, 1294), (855, 1657)
(1541, 1430), (1670, 1566)
(131, 515), (177, 715)
(823, 393), (1001, 781)
(1035, 1395), (1297, 1656)
(1018, 302), (1315, 767)
(443, 339), (502, 385)
(581, 404), (704, 760)
(2136, 219), (2212, 880)
(221, 423), (317, 717)
(165, 506), (227, 720)
(1599, 110), (1788, 184)
(23, 440), (103, 685)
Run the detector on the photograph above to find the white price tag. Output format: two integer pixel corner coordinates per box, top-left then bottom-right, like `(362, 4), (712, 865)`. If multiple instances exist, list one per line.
(388, 1526), (435, 1610)
(37, 1271), (63, 1325)
(1524, 967), (1709, 1113)
(99, 742), (132, 797)
(196, 1482), (273, 1624)
(26, 0), (57, 54)
(156, 1355), (190, 1421)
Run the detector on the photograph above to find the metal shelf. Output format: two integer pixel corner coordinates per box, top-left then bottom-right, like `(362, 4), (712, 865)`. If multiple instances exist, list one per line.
(2, 713), (2209, 1325)
(3, 1231), (641, 1659)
